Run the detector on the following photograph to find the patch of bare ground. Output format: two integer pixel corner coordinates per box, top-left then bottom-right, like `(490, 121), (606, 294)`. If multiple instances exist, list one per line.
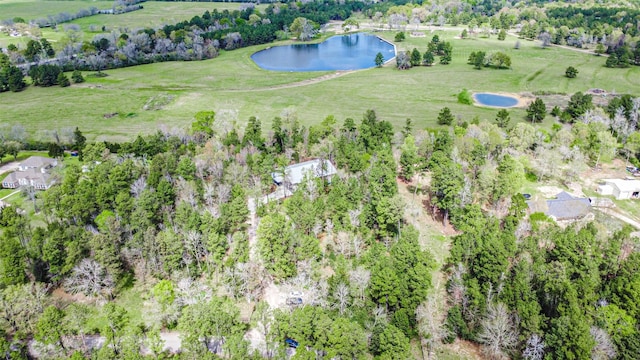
(440, 339), (485, 360)
(51, 287), (98, 305)
(580, 158), (628, 189)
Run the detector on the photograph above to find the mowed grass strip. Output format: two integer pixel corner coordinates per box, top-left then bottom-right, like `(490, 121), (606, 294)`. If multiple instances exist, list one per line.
(2, 30), (639, 141)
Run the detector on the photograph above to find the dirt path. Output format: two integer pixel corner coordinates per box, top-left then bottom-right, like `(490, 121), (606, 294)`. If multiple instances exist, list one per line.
(223, 70), (359, 93)
(595, 207), (640, 229)
(0, 161), (19, 176)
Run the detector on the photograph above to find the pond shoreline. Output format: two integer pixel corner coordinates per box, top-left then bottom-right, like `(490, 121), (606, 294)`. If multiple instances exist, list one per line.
(472, 92), (529, 108)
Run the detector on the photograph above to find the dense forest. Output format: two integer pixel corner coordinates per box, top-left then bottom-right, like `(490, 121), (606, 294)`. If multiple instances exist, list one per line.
(1, 85), (640, 358)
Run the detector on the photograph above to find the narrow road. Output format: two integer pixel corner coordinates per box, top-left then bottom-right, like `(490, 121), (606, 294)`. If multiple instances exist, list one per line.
(0, 161), (19, 176)
(595, 207), (640, 229)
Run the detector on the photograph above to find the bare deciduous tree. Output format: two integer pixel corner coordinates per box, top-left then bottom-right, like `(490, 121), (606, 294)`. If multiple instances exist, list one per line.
(448, 263), (467, 305)
(130, 176), (147, 198)
(590, 326), (616, 360)
(522, 334), (545, 360)
(416, 295), (450, 359)
(334, 231), (352, 257)
(333, 283), (350, 315)
(348, 266), (370, 307)
(477, 303), (518, 360)
(64, 259), (114, 299)
(175, 276), (210, 306)
(183, 230), (205, 273)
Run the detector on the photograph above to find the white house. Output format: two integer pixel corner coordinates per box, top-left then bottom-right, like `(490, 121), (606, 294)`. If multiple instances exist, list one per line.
(597, 179), (640, 200)
(2, 156), (58, 190)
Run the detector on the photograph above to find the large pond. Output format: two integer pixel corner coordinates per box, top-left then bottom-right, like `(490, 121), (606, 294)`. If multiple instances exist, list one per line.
(473, 93), (520, 108)
(251, 33), (396, 71)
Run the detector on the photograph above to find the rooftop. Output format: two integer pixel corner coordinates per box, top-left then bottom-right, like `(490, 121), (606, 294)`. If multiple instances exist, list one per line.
(603, 179), (640, 193)
(527, 192), (591, 221)
(3, 168), (51, 186)
(272, 159), (337, 185)
(20, 156), (56, 169)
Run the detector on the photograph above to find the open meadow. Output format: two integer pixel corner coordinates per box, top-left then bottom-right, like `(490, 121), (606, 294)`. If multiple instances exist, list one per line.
(0, 0), (112, 22)
(70, 1), (269, 32)
(2, 26), (640, 141)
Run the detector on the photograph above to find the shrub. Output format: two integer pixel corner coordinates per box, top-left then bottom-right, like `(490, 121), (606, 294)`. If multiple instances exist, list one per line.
(57, 72), (70, 87)
(71, 70), (85, 83)
(457, 89), (473, 105)
(565, 66), (578, 78)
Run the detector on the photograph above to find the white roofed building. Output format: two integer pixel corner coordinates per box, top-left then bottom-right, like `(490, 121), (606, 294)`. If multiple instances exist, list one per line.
(272, 159), (337, 188)
(597, 179), (640, 200)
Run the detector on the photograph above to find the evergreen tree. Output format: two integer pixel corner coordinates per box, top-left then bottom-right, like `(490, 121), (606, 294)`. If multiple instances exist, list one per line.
(57, 72), (70, 87)
(375, 52), (384, 67)
(410, 48), (422, 66)
(422, 51), (434, 66)
(399, 135), (418, 181)
(437, 107), (455, 125)
(495, 109), (510, 128)
(565, 66), (578, 78)
(526, 98), (547, 123)
(73, 127), (87, 161)
(6, 66), (26, 92)
(71, 70), (85, 83)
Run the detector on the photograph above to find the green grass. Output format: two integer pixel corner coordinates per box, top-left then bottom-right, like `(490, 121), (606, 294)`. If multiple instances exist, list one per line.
(84, 287), (147, 331)
(2, 29), (639, 141)
(71, 1), (269, 32)
(0, 150), (49, 164)
(0, 0), (112, 22)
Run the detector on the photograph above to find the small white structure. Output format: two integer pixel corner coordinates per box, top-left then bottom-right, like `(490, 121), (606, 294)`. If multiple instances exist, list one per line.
(597, 179), (640, 200)
(272, 159), (337, 188)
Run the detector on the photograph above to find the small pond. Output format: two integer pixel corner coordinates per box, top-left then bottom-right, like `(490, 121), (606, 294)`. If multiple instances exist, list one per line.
(251, 33), (396, 72)
(473, 93), (519, 108)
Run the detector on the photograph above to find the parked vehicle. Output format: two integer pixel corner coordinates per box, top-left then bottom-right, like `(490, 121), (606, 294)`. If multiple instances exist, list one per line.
(290, 291), (303, 297)
(285, 338), (299, 348)
(286, 297), (303, 305)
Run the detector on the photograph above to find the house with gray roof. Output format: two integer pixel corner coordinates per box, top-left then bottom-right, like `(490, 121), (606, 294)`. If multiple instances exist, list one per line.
(272, 159), (337, 188)
(2, 156), (58, 190)
(526, 191), (591, 221)
(18, 156), (57, 172)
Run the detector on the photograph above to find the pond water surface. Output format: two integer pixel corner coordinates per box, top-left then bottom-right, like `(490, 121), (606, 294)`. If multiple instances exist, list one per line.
(473, 93), (519, 108)
(251, 33), (396, 72)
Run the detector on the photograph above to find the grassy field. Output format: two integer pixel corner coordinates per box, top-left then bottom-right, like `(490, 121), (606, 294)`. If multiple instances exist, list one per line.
(2, 29), (639, 141)
(70, 1), (269, 32)
(0, 150), (49, 164)
(0, 0), (112, 22)
(0, 1), (266, 48)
